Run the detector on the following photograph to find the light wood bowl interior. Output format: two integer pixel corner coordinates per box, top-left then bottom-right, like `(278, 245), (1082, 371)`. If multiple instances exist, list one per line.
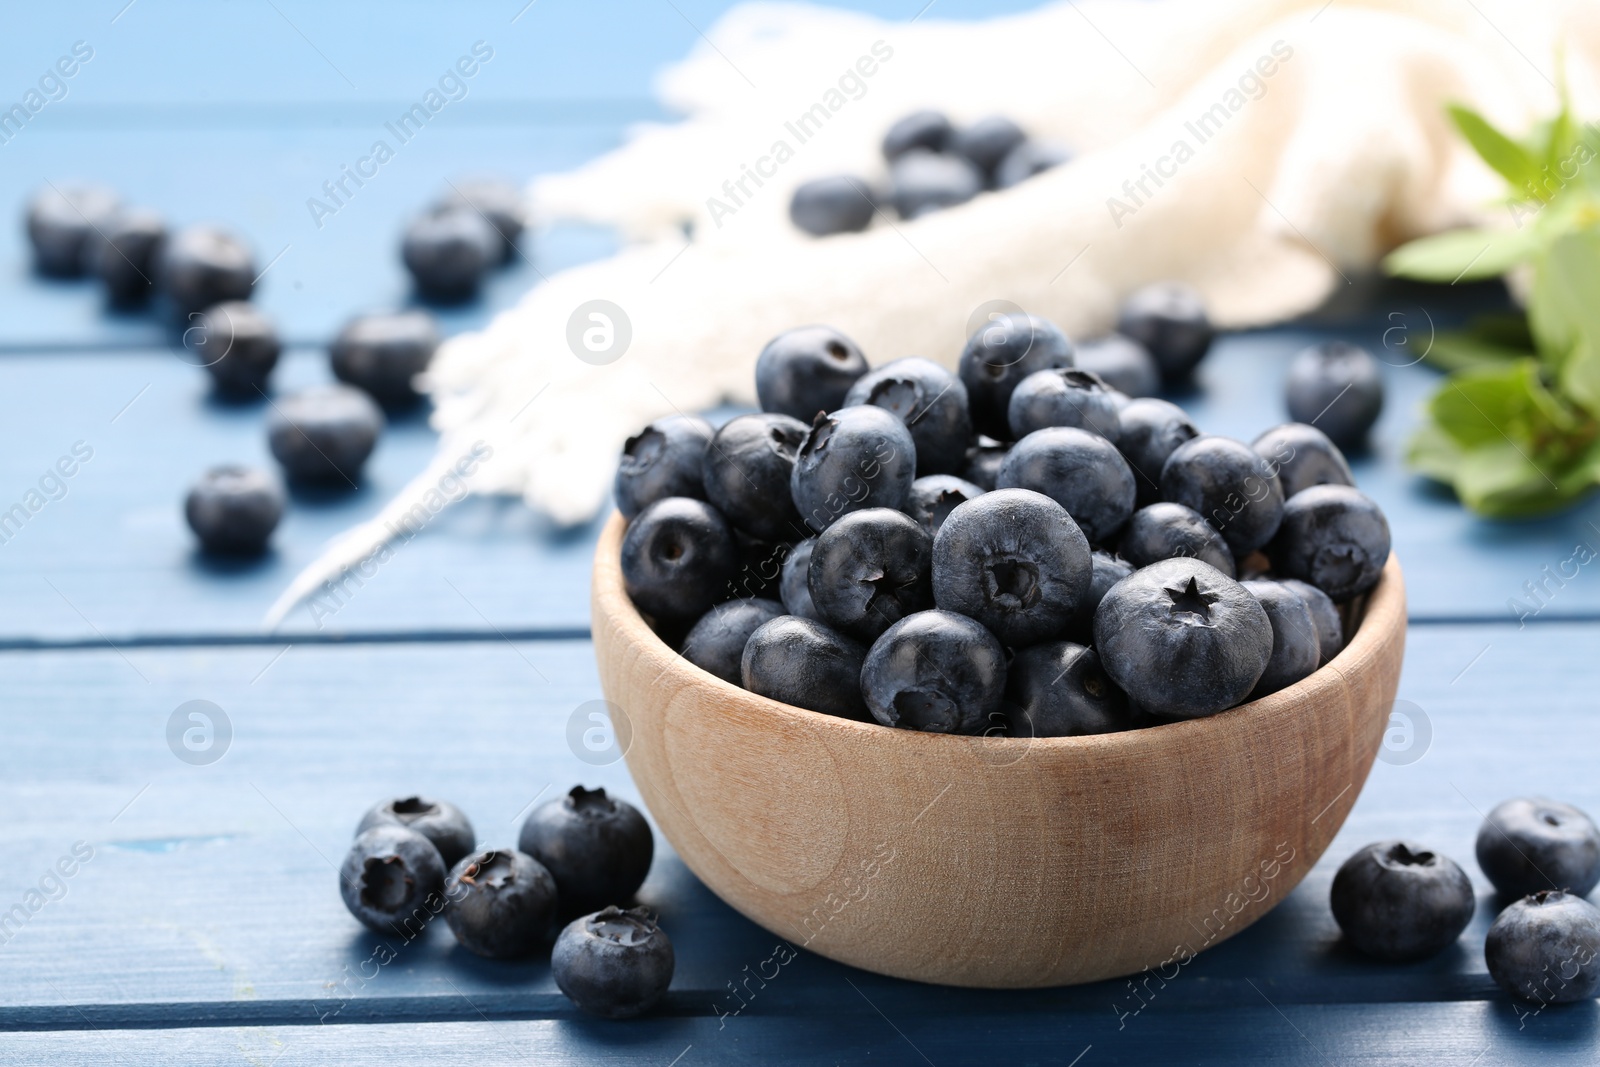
(592, 512), (1405, 987)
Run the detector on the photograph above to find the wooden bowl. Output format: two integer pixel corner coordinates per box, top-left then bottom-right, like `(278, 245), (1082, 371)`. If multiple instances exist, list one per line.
(592, 513), (1405, 988)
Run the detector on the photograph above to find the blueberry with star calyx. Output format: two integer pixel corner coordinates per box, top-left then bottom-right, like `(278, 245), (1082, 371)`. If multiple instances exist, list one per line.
(1486, 891), (1600, 1004)
(861, 610), (1006, 734)
(1007, 368), (1122, 442)
(620, 497), (738, 623)
(790, 406), (916, 532)
(904, 474), (986, 539)
(843, 357), (971, 475)
(755, 325), (870, 422)
(518, 786), (654, 917)
(702, 412), (809, 543)
(1331, 841), (1476, 962)
(444, 849), (559, 959)
(1266, 484), (1390, 600)
(614, 415), (713, 520)
(553, 906), (675, 1019)
(1476, 798), (1600, 900)
(807, 508), (933, 642)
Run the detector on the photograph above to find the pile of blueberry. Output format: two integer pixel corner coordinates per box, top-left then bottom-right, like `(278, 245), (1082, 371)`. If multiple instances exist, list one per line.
(340, 788), (672, 1019)
(1332, 796), (1600, 1007)
(789, 109), (1071, 237)
(616, 301), (1392, 733)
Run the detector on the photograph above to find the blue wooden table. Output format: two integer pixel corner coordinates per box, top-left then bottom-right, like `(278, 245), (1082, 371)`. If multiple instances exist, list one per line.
(1, 3), (1597, 1063)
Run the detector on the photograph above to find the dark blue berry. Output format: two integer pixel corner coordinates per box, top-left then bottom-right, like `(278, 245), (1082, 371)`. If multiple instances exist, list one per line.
(339, 825), (447, 935)
(963, 436), (1009, 490)
(998, 427), (1135, 544)
(905, 474), (985, 538)
(789, 175), (877, 236)
(615, 415), (713, 520)
(402, 207), (497, 301)
(444, 849), (559, 959)
(931, 488), (1091, 646)
(1093, 557), (1271, 718)
(1476, 798), (1600, 900)
(882, 109), (953, 160)
(1286, 342), (1384, 449)
(702, 412), (809, 542)
(1331, 841), (1475, 962)
(620, 497), (738, 622)
(888, 149), (982, 219)
(1005, 641), (1130, 737)
(1117, 397), (1199, 506)
(861, 609), (1006, 734)
(331, 311), (441, 406)
(1241, 579), (1321, 699)
(953, 115), (1027, 179)
(267, 385), (384, 485)
(1118, 502), (1235, 576)
(1063, 551), (1134, 642)
(726, 532), (787, 602)
(755, 325), (870, 422)
(26, 184), (120, 277)
(159, 225), (255, 316)
(357, 795), (477, 868)
(197, 302), (281, 396)
(1075, 334), (1159, 398)
(843, 357), (972, 475)
(92, 208), (165, 305)
(1006, 368), (1122, 442)
(779, 538), (822, 620)
(1160, 435), (1285, 555)
(184, 465), (284, 555)
(958, 312), (1075, 439)
(1266, 484), (1390, 600)
(1486, 891), (1600, 1004)
(1280, 578), (1342, 665)
(438, 178), (526, 263)
(553, 906), (675, 1019)
(808, 508), (932, 642)
(680, 597), (786, 686)
(518, 786), (654, 917)
(1116, 282), (1213, 384)
(1252, 422), (1354, 498)
(791, 406), (916, 532)
(742, 615), (869, 719)
(994, 140), (1072, 188)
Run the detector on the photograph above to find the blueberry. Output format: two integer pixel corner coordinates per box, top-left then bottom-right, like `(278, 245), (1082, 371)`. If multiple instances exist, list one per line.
(1093, 557), (1271, 717)
(620, 497), (738, 622)
(267, 385), (384, 486)
(1117, 397), (1199, 506)
(1280, 578), (1342, 665)
(25, 184), (121, 277)
(931, 488), (1091, 646)
(402, 207), (497, 301)
(519, 786), (654, 917)
(998, 427), (1135, 545)
(963, 437), (1010, 490)
(158, 225), (255, 317)
(92, 208), (165, 305)
(1005, 641), (1130, 737)
(1160, 435), (1285, 556)
(553, 906), (675, 1019)
(888, 150), (982, 219)
(1240, 579), (1321, 699)
(791, 406), (916, 532)
(443, 849), (559, 959)
(789, 175), (877, 236)
(777, 538), (820, 620)
(1330, 841), (1475, 962)
(1116, 282), (1213, 384)
(882, 109), (953, 160)
(755, 325), (870, 422)
(1063, 550), (1134, 642)
(339, 825), (447, 935)
(1251, 422), (1354, 499)
(196, 301), (281, 397)
(680, 597), (786, 686)
(615, 415), (713, 520)
(725, 532), (787, 602)
(843, 357), (971, 475)
(1006, 368), (1123, 442)
(953, 115), (1027, 179)
(958, 312), (1075, 439)
(330, 311), (441, 407)
(808, 508), (932, 642)
(438, 178), (526, 263)
(695, 412), (806, 542)
(1286, 342), (1384, 449)
(742, 615), (869, 719)
(1075, 334), (1159, 398)
(905, 474), (986, 538)
(1266, 484), (1390, 600)
(1117, 502), (1236, 576)
(861, 609), (1006, 734)
(1476, 798), (1600, 900)
(1486, 891), (1600, 1004)
(357, 795), (477, 869)
(184, 465), (285, 555)
(993, 140), (1073, 189)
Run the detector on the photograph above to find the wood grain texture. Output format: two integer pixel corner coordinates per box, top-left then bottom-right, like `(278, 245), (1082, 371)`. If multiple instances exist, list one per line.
(593, 513), (1406, 987)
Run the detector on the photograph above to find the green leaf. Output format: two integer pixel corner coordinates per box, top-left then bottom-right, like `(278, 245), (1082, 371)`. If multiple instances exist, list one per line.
(1530, 230), (1600, 413)
(1448, 104), (1541, 192)
(1383, 227), (1540, 281)
(1406, 422), (1465, 483)
(1428, 361), (1542, 447)
(1420, 329), (1533, 374)
(1450, 442), (1592, 518)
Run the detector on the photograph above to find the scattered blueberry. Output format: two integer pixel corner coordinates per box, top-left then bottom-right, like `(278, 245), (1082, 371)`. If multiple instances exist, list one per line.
(615, 415), (713, 520)
(1279, 578), (1342, 665)
(357, 796), (478, 869)
(1241, 579), (1321, 699)
(620, 497), (738, 623)
(92, 208), (165, 305)
(1063, 550), (1135, 643)
(755, 325), (870, 422)
(882, 109), (953, 160)
(702, 412), (809, 542)
(931, 488), (1091, 646)
(1006, 367), (1123, 442)
(1005, 641), (1130, 737)
(861, 609), (1006, 734)
(843, 356), (971, 475)
(998, 427), (1136, 545)
(339, 825), (447, 935)
(1266, 484), (1391, 600)
(958, 312), (1075, 439)
(1093, 557), (1272, 717)
(1117, 397), (1199, 506)
(159, 225), (255, 316)
(267, 385), (384, 486)
(25, 184), (121, 277)
(518, 786), (654, 917)
(1476, 798), (1600, 900)
(438, 178), (526, 263)
(1116, 282), (1213, 385)
(791, 405), (916, 532)
(196, 301), (281, 396)
(184, 465), (285, 555)
(994, 140), (1073, 189)
(905, 474), (985, 538)
(789, 175), (877, 236)
(1075, 334), (1159, 398)
(742, 615), (869, 719)
(1159, 435), (1285, 556)
(444, 849), (559, 959)
(680, 597), (786, 686)
(402, 207), (498, 301)
(888, 149), (983, 219)
(552, 906), (675, 1019)
(1251, 421), (1354, 499)
(953, 115), (1027, 180)
(1286, 341), (1384, 449)
(779, 538), (822, 620)
(1330, 841), (1475, 962)
(1486, 891), (1600, 1004)
(1118, 502), (1236, 576)
(330, 311), (441, 406)
(808, 508), (932, 642)
(963, 436), (1010, 490)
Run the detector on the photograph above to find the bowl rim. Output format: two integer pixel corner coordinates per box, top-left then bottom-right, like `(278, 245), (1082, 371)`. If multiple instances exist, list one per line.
(593, 510), (1404, 750)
